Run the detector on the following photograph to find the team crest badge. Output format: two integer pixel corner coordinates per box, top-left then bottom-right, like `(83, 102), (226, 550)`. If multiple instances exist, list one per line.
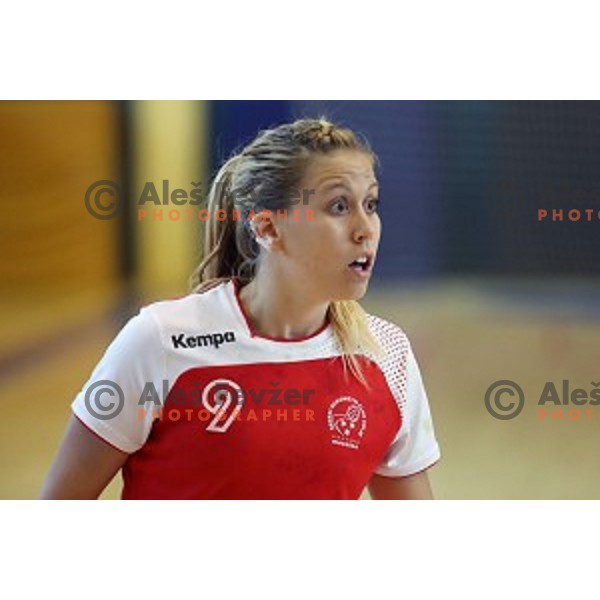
(327, 396), (367, 449)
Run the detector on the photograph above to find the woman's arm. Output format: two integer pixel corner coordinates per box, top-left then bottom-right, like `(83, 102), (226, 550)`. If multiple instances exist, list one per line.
(367, 470), (434, 500)
(39, 415), (129, 499)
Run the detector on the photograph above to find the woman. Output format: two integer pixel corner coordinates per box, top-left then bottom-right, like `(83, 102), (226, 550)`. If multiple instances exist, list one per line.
(40, 118), (440, 499)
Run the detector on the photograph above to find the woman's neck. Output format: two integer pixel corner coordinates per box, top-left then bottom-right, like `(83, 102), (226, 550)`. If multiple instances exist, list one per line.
(238, 270), (329, 340)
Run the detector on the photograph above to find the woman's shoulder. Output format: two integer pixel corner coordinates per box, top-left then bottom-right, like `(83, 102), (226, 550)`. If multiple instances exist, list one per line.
(364, 311), (411, 348)
(362, 311), (415, 371)
(140, 281), (230, 329)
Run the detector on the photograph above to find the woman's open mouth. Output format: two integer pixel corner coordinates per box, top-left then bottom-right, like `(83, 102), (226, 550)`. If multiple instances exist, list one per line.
(347, 254), (374, 278)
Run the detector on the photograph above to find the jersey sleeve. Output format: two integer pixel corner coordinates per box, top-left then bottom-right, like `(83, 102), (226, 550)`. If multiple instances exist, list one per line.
(71, 306), (165, 453)
(374, 342), (441, 477)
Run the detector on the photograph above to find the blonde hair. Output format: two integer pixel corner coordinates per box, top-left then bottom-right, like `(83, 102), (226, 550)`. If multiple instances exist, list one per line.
(190, 117), (384, 386)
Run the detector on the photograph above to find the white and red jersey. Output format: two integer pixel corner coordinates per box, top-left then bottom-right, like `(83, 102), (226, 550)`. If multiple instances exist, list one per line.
(72, 279), (440, 499)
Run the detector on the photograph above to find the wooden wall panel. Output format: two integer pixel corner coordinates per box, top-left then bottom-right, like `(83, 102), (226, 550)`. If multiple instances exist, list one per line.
(0, 101), (120, 296)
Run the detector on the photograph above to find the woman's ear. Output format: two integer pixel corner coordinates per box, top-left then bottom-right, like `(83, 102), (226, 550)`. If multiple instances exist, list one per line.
(249, 210), (283, 251)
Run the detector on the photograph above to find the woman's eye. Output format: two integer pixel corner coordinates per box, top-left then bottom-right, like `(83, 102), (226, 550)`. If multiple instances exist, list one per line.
(330, 197), (349, 214)
(365, 198), (380, 213)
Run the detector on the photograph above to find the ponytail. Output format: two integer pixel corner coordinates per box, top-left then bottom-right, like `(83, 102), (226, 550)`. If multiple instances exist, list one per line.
(328, 301), (384, 388)
(189, 154), (257, 293)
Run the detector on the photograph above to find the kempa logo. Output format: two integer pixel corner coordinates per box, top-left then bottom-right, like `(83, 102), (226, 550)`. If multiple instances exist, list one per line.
(171, 331), (236, 350)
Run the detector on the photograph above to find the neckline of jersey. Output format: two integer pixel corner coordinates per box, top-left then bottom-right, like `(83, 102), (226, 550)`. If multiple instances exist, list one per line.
(228, 278), (332, 344)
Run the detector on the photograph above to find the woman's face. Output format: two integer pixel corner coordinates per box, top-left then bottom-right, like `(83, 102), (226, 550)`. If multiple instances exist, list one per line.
(275, 149), (381, 302)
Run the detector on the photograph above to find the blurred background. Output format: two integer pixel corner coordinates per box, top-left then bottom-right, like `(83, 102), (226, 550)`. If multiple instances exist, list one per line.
(1, 100), (599, 499)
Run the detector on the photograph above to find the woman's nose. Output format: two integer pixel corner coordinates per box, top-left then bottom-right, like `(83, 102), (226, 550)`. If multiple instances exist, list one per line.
(352, 210), (376, 243)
